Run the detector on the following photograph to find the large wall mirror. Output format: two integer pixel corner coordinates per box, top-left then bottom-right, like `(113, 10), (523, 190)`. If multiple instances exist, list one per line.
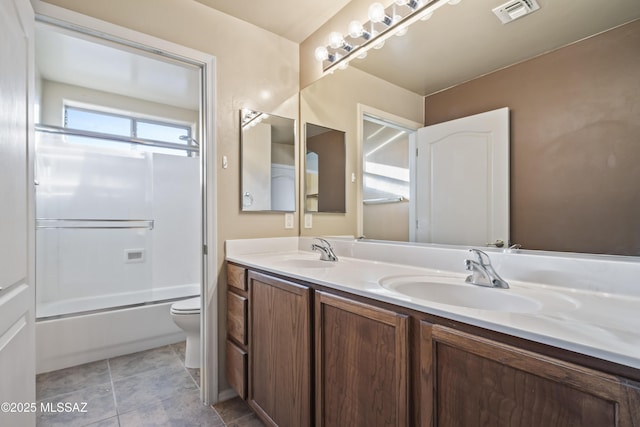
(300, 0), (640, 256)
(241, 110), (296, 212)
(304, 123), (346, 213)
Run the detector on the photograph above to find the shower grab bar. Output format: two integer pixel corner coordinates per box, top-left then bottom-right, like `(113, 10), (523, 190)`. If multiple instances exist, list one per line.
(35, 124), (199, 154)
(36, 219), (154, 230)
(363, 196), (405, 205)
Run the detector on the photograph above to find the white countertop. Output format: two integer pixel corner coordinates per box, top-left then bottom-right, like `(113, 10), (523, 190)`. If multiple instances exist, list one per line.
(226, 237), (640, 370)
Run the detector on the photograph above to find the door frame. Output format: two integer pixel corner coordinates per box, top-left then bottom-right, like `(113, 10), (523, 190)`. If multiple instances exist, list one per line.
(31, 1), (219, 404)
(356, 104), (422, 239)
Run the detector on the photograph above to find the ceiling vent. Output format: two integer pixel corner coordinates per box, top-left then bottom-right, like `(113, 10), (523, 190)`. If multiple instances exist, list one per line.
(492, 0), (540, 24)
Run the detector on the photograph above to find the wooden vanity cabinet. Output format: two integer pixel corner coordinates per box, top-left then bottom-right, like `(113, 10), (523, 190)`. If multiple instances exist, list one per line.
(315, 291), (409, 427)
(247, 271), (312, 427)
(226, 263), (640, 427)
(419, 322), (640, 427)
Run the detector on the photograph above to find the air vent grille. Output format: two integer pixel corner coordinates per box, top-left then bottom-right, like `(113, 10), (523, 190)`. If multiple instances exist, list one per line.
(492, 0), (540, 24)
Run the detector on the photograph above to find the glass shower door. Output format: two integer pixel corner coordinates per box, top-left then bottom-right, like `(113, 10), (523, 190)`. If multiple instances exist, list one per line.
(35, 131), (154, 318)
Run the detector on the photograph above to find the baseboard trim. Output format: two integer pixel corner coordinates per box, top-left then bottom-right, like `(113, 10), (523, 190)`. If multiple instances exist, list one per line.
(216, 388), (238, 404)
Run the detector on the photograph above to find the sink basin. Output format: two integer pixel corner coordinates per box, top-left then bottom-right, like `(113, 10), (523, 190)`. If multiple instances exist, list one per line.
(378, 275), (543, 313)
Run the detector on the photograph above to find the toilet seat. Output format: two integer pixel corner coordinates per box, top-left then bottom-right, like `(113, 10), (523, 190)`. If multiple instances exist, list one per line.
(170, 297), (200, 315)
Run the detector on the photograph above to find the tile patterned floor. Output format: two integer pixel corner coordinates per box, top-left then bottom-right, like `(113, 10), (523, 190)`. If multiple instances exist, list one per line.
(35, 342), (265, 427)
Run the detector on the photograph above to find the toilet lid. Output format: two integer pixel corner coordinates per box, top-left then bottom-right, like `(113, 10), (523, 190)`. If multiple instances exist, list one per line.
(171, 296), (200, 314)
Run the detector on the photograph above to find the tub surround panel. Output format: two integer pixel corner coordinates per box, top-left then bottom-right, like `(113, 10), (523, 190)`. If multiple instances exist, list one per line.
(226, 237), (640, 370)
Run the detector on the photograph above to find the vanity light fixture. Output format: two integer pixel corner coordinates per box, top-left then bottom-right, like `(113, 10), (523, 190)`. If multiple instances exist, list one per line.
(315, 0), (461, 73)
(241, 109), (269, 129)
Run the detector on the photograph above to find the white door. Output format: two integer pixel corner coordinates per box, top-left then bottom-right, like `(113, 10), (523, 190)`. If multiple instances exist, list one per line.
(0, 0), (36, 425)
(411, 107), (509, 247)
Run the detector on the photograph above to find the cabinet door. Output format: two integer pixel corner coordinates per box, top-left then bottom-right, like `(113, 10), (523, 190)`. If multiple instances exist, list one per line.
(315, 291), (409, 427)
(420, 322), (640, 426)
(248, 272), (311, 427)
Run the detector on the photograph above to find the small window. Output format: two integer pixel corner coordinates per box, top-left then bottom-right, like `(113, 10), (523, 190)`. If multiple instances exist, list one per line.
(65, 108), (132, 137)
(136, 120), (190, 145)
(64, 106), (196, 156)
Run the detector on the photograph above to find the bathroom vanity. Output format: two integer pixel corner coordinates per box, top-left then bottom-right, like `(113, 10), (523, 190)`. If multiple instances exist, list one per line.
(225, 237), (640, 426)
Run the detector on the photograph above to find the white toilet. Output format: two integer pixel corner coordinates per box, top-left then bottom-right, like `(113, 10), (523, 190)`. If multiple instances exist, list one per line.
(170, 297), (201, 369)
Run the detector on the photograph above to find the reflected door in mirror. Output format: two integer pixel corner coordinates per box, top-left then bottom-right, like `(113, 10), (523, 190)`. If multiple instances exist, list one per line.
(413, 107), (509, 246)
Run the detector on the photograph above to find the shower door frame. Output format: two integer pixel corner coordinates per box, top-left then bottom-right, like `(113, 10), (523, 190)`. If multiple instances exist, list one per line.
(33, 2), (218, 405)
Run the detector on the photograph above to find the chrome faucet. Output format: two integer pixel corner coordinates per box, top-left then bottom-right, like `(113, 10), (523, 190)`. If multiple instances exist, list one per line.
(311, 238), (338, 262)
(465, 249), (509, 289)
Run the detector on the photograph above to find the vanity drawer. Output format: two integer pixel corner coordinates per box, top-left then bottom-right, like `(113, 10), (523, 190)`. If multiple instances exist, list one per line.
(227, 263), (247, 291)
(227, 291), (247, 345)
(226, 340), (247, 399)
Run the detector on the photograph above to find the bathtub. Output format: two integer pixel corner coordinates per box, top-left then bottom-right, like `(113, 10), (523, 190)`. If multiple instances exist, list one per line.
(35, 283), (199, 374)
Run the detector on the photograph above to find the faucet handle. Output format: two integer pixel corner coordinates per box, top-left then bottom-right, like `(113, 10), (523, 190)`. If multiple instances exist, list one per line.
(311, 237), (338, 261)
(468, 248), (492, 266)
(312, 237), (331, 247)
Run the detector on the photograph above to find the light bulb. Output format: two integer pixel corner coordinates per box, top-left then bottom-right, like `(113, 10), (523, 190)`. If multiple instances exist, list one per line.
(348, 20), (364, 38)
(395, 0), (409, 5)
(374, 39), (385, 50)
(357, 50), (368, 60)
(396, 26), (408, 36)
(448, 0), (461, 4)
(368, 2), (387, 23)
(328, 31), (344, 49)
(338, 60), (349, 70)
(314, 46), (329, 62)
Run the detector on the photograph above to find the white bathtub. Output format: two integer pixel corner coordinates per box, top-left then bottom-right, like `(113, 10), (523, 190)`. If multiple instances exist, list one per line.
(36, 283), (200, 318)
(36, 284), (200, 374)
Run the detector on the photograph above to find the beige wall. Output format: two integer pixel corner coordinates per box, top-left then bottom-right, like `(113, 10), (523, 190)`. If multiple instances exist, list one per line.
(38, 0), (299, 395)
(424, 19), (640, 256)
(272, 143), (295, 166)
(300, 66), (423, 237)
(41, 80), (198, 128)
(363, 202), (410, 241)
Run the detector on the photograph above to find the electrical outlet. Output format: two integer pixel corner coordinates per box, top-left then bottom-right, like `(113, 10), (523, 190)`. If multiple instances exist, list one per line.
(284, 213), (294, 229)
(304, 213), (313, 229)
